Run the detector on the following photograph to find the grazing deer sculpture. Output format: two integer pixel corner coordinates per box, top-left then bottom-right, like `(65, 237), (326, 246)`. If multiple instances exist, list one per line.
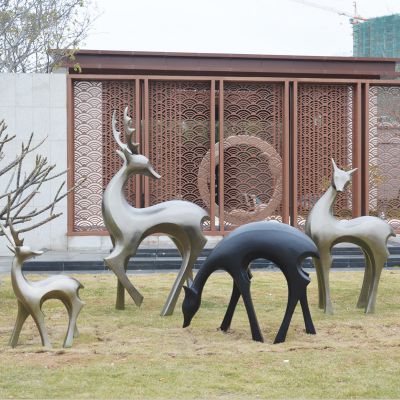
(306, 159), (395, 314)
(1, 223), (84, 348)
(102, 107), (209, 316)
(182, 221), (319, 344)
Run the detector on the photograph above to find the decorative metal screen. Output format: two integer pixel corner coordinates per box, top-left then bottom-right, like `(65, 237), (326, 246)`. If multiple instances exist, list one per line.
(71, 77), (388, 236)
(72, 79), (136, 232)
(102, 81), (136, 205)
(147, 80), (211, 215)
(222, 82), (284, 229)
(368, 86), (400, 232)
(296, 84), (354, 229)
(73, 81), (104, 231)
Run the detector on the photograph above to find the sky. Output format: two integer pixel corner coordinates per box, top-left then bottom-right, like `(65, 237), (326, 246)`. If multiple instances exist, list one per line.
(84, 0), (400, 57)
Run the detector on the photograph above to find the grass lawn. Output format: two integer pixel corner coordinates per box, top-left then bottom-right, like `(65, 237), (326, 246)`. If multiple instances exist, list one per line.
(0, 269), (400, 399)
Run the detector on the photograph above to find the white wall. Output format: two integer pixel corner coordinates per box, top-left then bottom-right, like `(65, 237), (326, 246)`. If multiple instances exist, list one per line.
(0, 73), (68, 252)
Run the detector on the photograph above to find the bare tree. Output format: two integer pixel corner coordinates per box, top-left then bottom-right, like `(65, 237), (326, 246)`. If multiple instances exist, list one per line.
(0, 119), (81, 235)
(0, 0), (97, 73)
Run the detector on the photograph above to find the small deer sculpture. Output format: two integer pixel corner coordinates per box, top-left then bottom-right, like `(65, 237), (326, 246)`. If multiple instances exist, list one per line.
(306, 159), (395, 314)
(102, 107), (209, 316)
(182, 221), (319, 344)
(1, 224), (84, 348)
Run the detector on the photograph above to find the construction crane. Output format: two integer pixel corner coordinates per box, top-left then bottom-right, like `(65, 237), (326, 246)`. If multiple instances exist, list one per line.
(289, 0), (368, 25)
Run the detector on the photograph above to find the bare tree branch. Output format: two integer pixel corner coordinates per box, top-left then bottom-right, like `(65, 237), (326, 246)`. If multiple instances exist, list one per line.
(0, 121), (82, 235)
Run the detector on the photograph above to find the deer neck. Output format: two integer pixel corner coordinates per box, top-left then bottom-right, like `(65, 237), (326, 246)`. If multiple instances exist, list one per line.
(192, 265), (214, 298)
(307, 186), (338, 233)
(316, 186), (337, 216)
(11, 256), (30, 295)
(103, 165), (136, 212)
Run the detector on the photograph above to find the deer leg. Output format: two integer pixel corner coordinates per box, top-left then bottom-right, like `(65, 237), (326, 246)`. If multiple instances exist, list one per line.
(300, 290), (316, 335)
(357, 249), (372, 309)
(319, 249), (334, 315)
(186, 269), (194, 285)
(171, 238), (194, 285)
(9, 301), (29, 348)
(31, 306), (52, 348)
(274, 283), (300, 344)
(365, 251), (387, 314)
(160, 250), (192, 317)
(105, 249), (143, 309)
(161, 239), (204, 317)
(61, 298), (80, 338)
(236, 270), (263, 343)
(116, 281), (125, 310)
(115, 254), (132, 310)
(114, 237), (125, 310)
(107, 236), (128, 310)
(220, 281), (241, 332)
(221, 269), (252, 331)
(110, 234), (115, 251)
(63, 297), (84, 348)
(312, 256), (325, 310)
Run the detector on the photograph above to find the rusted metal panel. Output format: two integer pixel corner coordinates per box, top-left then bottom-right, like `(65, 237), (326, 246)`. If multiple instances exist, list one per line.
(362, 83), (370, 216)
(72, 80), (104, 232)
(221, 80), (285, 230)
(291, 81), (298, 227)
(101, 80), (137, 206)
(282, 81), (290, 225)
(352, 82), (362, 217)
(209, 80), (216, 232)
(67, 76), (74, 234)
(367, 84), (400, 232)
(218, 80), (225, 233)
(70, 78), (139, 234)
(295, 83), (355, 230)
(135, 79), (141, 208)
(144, 78), (150, 208)
(146, 80), (212, 227)
(67, 74), (400, 236)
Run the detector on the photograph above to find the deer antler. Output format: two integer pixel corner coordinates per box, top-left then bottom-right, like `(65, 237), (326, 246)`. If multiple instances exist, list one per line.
(0, 221), (24, 248)
(8, 221), (24, 246)
(123, 107), (140, 155)
(111, 110), (126, 150)
(112, 108), (140, 155)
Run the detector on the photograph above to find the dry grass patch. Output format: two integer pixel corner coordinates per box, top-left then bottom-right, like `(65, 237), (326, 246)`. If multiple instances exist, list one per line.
(0, 270), (400, 399)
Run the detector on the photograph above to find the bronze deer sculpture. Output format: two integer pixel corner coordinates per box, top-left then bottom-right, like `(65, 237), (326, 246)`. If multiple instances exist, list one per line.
(1, 223), (84, 348)
(102, 107), (209, 316)
(306, 159), (394, 314)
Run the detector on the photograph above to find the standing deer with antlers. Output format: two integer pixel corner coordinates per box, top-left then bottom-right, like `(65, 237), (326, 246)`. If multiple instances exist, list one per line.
(102, 107), (209, 316)
(306, 159), (395, 314)
(1, 223), (84, 348)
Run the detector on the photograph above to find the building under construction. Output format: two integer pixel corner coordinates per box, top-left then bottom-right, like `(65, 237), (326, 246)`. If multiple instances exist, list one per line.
(353, 14), (400, 57)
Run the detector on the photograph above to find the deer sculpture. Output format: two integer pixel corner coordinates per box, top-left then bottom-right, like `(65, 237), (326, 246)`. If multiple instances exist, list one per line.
(102, 107), (209, 316)
(305, 159), (395, 315)
(182, 221), (319, 344)
(1, 223), (84, 348)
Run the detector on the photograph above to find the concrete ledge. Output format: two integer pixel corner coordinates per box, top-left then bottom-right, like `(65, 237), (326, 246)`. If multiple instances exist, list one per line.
(1, 244), (400, 273)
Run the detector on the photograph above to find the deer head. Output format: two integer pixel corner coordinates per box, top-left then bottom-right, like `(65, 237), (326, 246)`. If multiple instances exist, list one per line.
(112, 107), (161, 180)
(0, 223), (43, 261)
(331, 159), (357, 192)
(182, 285), (201, 328)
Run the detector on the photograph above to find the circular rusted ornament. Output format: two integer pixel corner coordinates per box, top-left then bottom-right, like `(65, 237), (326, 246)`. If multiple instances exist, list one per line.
(197, 135), (282, 225)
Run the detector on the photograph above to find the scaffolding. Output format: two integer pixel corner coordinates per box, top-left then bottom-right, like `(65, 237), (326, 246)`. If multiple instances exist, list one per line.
(353, 14), (400, 58)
